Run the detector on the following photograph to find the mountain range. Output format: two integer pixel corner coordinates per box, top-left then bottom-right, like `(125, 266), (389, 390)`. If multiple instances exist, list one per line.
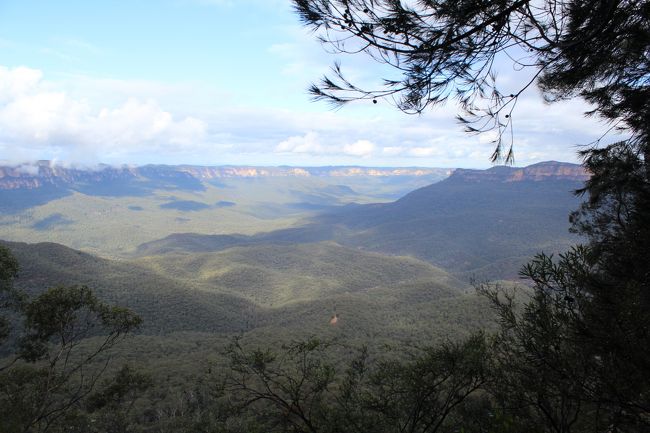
(137, 161), (587, 280)
(0, 159), (594, 429)
(0, 160), (588, 281)
(0, 161), (451, 191)
(0, 160), (588, 352)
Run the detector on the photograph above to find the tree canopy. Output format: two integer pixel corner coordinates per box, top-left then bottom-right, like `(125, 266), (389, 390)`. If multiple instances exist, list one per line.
(0, 245), (144, 433)
(291, 2), (650, 431)
(293, 0), (650, 162)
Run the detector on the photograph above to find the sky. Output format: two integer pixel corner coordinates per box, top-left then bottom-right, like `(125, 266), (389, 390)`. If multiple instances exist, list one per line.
(0, 0), (623, 168)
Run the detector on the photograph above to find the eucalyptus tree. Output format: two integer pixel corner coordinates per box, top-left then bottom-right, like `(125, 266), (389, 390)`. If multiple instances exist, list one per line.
(0, 245), (143, 433)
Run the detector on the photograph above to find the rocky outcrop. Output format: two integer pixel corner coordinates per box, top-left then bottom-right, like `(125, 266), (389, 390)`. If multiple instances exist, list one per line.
(450, 161), (588, 183)
(0, 161), (138, 190)
(0, 162), (452, 190)
(175, 165), (451, 179)
(0, 160), (586, 191)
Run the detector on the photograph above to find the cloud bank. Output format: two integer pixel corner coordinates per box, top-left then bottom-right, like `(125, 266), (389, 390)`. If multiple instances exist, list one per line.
(0, 65), (620, 168)
(0, 66), (206, 163)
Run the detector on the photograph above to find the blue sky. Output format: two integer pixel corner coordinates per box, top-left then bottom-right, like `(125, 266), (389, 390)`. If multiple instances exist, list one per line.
(0, 0), (619, 168)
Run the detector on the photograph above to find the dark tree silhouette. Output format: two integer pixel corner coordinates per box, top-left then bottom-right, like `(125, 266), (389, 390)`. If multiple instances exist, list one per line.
(293, 3), (650, 431)
(0, 246), (143, 433)
(293, 0), (650, 162)
(222, 336), (489, 433)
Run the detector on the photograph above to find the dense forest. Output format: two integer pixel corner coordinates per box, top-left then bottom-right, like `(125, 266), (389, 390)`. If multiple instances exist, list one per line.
(1, 149), (648, 433)
(1, 0), (649, 432)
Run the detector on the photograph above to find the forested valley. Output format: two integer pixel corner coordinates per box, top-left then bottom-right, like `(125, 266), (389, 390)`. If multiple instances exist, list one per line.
(1, 0), (649, 432)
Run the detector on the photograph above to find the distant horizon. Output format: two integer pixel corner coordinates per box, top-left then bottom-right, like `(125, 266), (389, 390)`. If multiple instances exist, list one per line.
(0, 158), (581, 171)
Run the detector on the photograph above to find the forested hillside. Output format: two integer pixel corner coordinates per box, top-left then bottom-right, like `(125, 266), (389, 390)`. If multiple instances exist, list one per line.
(139, 161), (586, 280)
(2, 239), (491, 343)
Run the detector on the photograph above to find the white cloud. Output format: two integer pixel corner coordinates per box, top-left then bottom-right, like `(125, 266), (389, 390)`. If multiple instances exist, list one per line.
(0, 66), (43, 103)
(275, 133), (375, 158)
(343, 139), (375, 157)
(478, 130), (499, 144)
(382, 146), (405, 156)
(408, 147), (443, 157)
(0, 63), (622, 168)
(93, 99), (205, 148)
(0, 66), (206, 162)
(275, 132), (324, 154)
(205, 99), (607, 167)
(14, 163), (40, 175)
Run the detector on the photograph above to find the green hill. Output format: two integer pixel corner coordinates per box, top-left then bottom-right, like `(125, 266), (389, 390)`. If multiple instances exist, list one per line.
(2, 240), (490, 343)
(134, 242), (464, 307)
(2, 240), (257, 334)
(320, 177), (582, 279)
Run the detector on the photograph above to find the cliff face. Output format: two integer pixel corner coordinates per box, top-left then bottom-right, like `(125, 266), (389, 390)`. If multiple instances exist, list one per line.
(0, 162), (138, 190)
(0, 162), (452, 190)
(450, 161), (588, 183)
(0, 160), (587, 191)
(175, 165), (452, 179)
